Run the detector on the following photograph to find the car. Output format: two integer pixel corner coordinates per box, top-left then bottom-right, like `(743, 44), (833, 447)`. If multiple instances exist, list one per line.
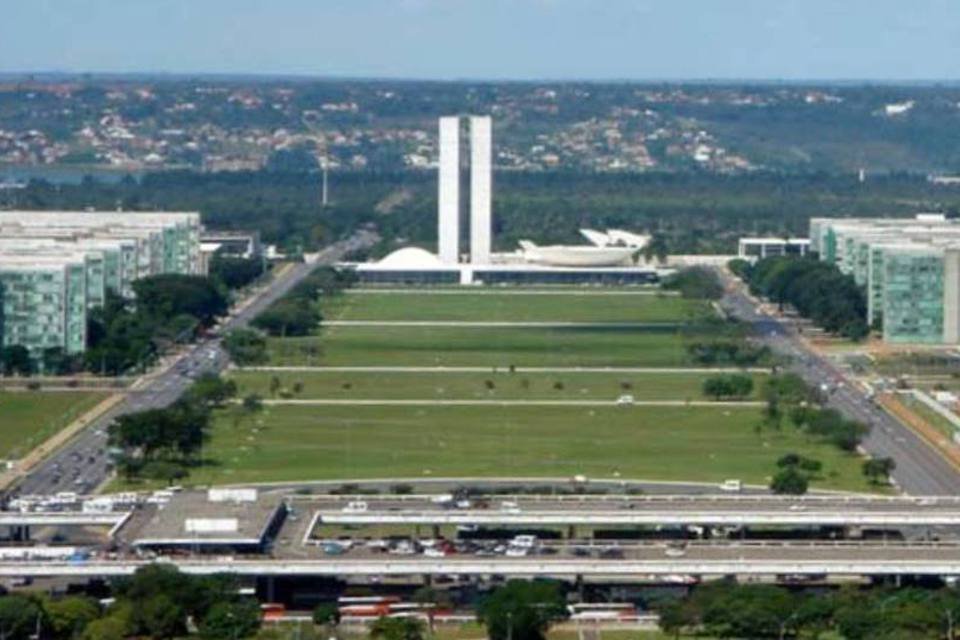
(500, 501), (521, 513)
(615, 394), (635, 406)
(423, 547), (446, 558)
(511, 535), (537, 548)
(505, 546), (528, 557)
(720, 479), (742, 492)
(321, 542), (346, 556)
(342, 501), (368, 513)
(389, 541), (417, 555)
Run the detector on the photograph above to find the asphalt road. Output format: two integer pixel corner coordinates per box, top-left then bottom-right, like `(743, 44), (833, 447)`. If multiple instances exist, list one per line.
(719, 275), (960, 496)
(10, 231), (376, 499)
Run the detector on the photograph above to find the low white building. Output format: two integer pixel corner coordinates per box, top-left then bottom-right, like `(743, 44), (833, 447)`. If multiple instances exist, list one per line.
(737, 237), (810, 260)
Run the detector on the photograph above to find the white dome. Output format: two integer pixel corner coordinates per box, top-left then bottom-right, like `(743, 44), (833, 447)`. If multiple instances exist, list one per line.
(377, 247), (444, 268)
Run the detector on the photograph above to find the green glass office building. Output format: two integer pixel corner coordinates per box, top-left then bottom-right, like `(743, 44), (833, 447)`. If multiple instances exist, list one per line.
(0, 211), (202, 364)
(810, 216), (960, 344)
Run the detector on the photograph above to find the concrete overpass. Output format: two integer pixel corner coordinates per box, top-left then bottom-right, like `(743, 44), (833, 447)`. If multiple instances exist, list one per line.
(305, 494), (960, 528)
(0, 512), (129, 527)
(8, 543), (960, 578)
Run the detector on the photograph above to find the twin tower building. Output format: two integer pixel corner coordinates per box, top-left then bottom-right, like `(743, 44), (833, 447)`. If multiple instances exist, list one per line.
(438, 115), (492, 266)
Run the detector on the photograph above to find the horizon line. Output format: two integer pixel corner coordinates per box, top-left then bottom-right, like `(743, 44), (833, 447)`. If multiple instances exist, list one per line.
(2, 70), (960, 86)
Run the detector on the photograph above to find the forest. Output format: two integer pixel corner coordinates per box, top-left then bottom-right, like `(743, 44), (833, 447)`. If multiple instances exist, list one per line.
(6, 169), (960, 257)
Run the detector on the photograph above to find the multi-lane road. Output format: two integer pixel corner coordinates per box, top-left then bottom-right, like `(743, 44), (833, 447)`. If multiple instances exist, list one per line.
(720, 275), (960, 495)
(10, 231), (376, 498)
(303, 493), (960, 527)
(9, 542), (960, 579)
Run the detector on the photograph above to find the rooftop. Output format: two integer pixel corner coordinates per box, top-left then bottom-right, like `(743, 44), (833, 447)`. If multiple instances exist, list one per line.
(131, 489), (285, 549)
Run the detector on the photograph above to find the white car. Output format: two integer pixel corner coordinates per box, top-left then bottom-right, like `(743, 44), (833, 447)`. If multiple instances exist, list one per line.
(500, 501), (521, 513)
(505, 546), (529, 557)
(342, 501), (368, 513)
(511, 535), (537, 548)
(615, 394), (635, 406)
(719, 479), (742, 492)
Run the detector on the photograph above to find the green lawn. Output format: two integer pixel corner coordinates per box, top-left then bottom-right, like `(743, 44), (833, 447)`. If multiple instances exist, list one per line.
(0, 392), (107, 459)
(326, 291), (709, 323)
(183, 404), (873, 492)
(230, 370), (766, 401)
(268, 326), (701, 367)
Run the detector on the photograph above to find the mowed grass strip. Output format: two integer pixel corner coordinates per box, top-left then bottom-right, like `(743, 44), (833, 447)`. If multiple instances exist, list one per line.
(0, 392), (107, 459)
(229, 370), (766, 401)
(325, 291), (709, 324)
(189, 404), (873, 492)
(268, 326), (698, 367)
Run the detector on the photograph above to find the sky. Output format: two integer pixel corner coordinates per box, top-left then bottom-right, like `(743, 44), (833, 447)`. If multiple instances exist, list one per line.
(2, 0), (959, 81)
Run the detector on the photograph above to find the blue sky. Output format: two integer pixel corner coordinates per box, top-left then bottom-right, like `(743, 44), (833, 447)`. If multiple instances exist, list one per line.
(2, 0), (958, 80)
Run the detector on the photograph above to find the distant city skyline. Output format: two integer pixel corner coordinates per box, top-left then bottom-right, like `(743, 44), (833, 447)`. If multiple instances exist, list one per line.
(2, 0), (959, 81)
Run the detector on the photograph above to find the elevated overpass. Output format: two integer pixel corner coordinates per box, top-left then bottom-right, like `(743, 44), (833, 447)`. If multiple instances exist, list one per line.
(304, 494), (960, 528)
(8, 542), (960, 578)
(0, 512), (129, 527)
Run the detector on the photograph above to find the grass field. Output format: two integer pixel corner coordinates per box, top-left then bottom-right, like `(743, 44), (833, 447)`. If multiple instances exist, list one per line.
(326, 291), (709, 323)
(185, 404), (873, 492)
(267, 287), (741, 368)
(202, 284), (876, 494)
(230, 370), (766, 401)
(267, 326), (701, 367)
(0, 392), (107, 459)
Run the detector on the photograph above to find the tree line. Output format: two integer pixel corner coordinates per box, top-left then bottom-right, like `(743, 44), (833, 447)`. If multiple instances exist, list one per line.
(658, 580), (960, 639)
(12, 169), (960, 263)
(109, 373), (238, 483)
(0, 564), (260, 640)
(733, 256), (869, 340)
(251, 266), (355, 337)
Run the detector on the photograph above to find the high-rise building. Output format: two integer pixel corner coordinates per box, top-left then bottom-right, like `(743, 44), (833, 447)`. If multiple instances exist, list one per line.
(469, 115), (492, 265)
(437, 115), (494, 266)
(437, 116), (461, 265)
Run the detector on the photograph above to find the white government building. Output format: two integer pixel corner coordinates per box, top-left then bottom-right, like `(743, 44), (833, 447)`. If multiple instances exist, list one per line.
(348, 116), (665, 285)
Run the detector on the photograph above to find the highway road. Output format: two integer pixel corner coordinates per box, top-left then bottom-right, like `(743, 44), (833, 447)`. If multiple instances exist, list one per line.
(9, 541), (960, 578)
(9, 230), (376, 499)
(301, 493), (960, 527)
(719, 275), (960, 495)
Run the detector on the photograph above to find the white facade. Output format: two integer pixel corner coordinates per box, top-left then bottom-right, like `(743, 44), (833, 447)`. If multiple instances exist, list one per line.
(469, 116), (492, 264)
(737, 237), (810, 259)
(518, 241), (636, 267)
(437, 116), (460, 265)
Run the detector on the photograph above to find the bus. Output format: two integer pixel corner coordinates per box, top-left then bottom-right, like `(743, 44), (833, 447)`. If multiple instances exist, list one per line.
(567, 603), (638, 621)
